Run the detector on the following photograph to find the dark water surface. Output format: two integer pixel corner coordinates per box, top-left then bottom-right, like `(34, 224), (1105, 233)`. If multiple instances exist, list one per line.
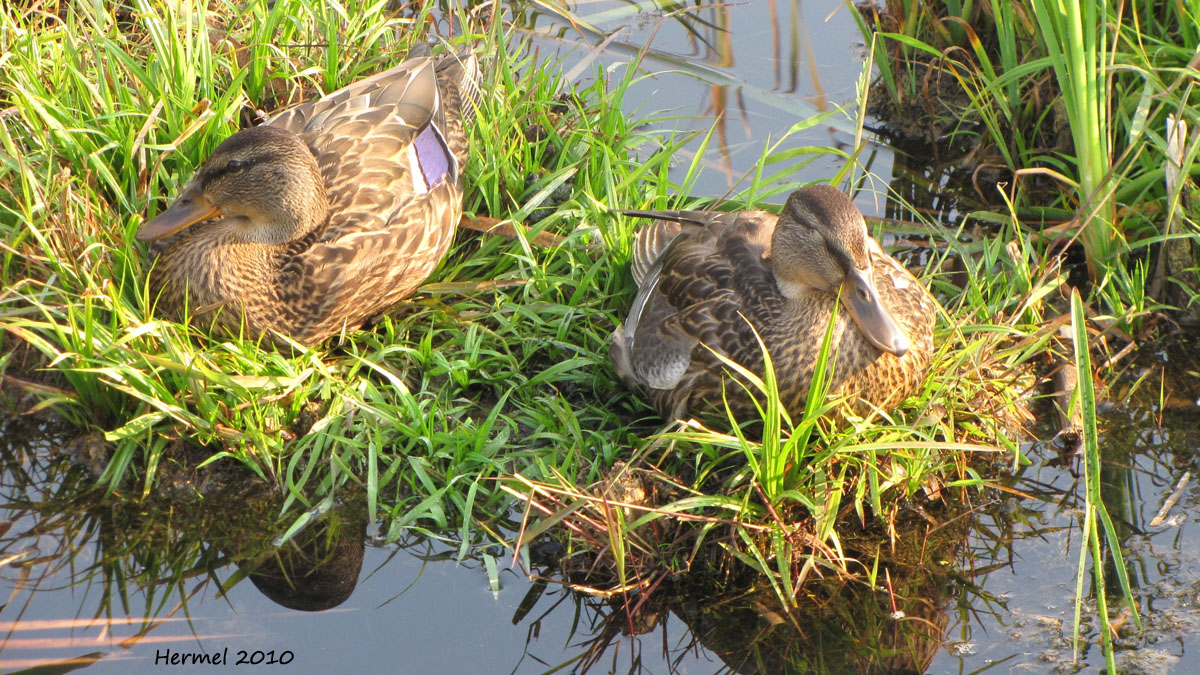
(4, 2), (1200, 673)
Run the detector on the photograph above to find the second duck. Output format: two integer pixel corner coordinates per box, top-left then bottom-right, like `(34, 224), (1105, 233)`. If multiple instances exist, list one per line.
(610, 184), (940, 422)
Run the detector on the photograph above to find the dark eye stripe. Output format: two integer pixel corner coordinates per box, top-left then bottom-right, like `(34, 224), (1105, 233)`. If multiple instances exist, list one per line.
(823, 236), (854, 272)
(225, 156), (263, 172)
(206, 156), (262, 183)
(785, 201), (817, 230)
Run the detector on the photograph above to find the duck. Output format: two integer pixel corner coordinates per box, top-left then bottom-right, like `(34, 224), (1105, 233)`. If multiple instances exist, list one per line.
(610, 184), (940, 422)
(136, 48), (479, 346)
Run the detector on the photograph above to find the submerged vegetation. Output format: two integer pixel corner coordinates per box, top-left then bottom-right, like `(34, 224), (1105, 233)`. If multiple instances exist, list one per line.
(1, 0), (1197, 670)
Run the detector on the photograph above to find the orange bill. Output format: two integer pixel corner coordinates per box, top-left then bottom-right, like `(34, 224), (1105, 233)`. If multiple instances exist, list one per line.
(136, 185), (220, 241)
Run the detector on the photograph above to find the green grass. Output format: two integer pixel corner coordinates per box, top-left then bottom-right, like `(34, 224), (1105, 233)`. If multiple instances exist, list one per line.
(860, 0), (1200, 325)
(860, 0), (1200, 669)
(0, 0), (1048, 615)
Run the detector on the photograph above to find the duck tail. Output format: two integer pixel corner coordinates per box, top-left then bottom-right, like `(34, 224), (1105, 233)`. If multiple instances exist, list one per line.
(614, 208), (728, 227)
(628, 220), (682, 285)
(435, 48), (481, 116)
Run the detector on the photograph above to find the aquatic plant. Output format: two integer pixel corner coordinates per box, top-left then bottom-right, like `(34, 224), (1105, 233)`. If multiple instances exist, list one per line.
(857, 0), (1200, 669)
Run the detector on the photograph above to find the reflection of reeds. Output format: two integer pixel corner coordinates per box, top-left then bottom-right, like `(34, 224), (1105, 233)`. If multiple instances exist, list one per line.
(707, 4), (733, 180)
(0, 421), (218, 667)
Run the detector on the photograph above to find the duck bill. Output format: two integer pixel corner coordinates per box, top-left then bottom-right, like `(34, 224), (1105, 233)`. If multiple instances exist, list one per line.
(136, 186), (220, 242)
(841, 266), (910, 356)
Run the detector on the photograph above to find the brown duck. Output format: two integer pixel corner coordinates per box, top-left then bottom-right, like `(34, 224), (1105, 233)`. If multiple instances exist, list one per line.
(610, 184), (940, 421)
(137, 49), (479, 346)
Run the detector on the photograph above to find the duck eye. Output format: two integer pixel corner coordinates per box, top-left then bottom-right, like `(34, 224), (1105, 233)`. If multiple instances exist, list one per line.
(227, 159), (246, 172)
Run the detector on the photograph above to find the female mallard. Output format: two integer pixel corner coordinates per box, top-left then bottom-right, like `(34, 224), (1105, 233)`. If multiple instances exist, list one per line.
(137, 49), (479, 346)
(610, 184), (939, 421)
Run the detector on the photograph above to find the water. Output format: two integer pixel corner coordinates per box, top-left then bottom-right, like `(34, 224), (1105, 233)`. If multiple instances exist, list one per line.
(6, 356), (1199, 672)
(927, 337), (1200, 673)
(512, 0), (883, 202)
(0, 416), (712, 672)
(4, 1), (1200, 673)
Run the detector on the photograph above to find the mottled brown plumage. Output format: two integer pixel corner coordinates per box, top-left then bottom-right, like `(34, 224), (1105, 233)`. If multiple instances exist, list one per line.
(137, 49), (479, 346)
(610, 185), (940, 421)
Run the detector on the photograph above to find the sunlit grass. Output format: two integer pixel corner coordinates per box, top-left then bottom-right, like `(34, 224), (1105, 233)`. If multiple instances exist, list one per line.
(506, 178), (1045, 606)
(858, 0), (1200, 667)
(859, 0), (1200, 325)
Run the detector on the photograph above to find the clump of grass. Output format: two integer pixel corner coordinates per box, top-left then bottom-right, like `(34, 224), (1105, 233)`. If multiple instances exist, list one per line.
(0, 0), (683, 543)
(858, 0), (1200, 325)
(0, 0), (448, 492)
(858, 0), (1199, 666)
(506, 151), (1048, 605)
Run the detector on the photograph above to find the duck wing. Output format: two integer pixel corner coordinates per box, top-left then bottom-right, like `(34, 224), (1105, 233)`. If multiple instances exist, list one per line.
(615, 210), (781, 395)
(269, 52), (478, 343)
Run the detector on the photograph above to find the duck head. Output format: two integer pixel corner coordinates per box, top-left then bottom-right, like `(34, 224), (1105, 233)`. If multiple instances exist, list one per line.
(770, 184), (911, 356)
(137, 125), (328, 245)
